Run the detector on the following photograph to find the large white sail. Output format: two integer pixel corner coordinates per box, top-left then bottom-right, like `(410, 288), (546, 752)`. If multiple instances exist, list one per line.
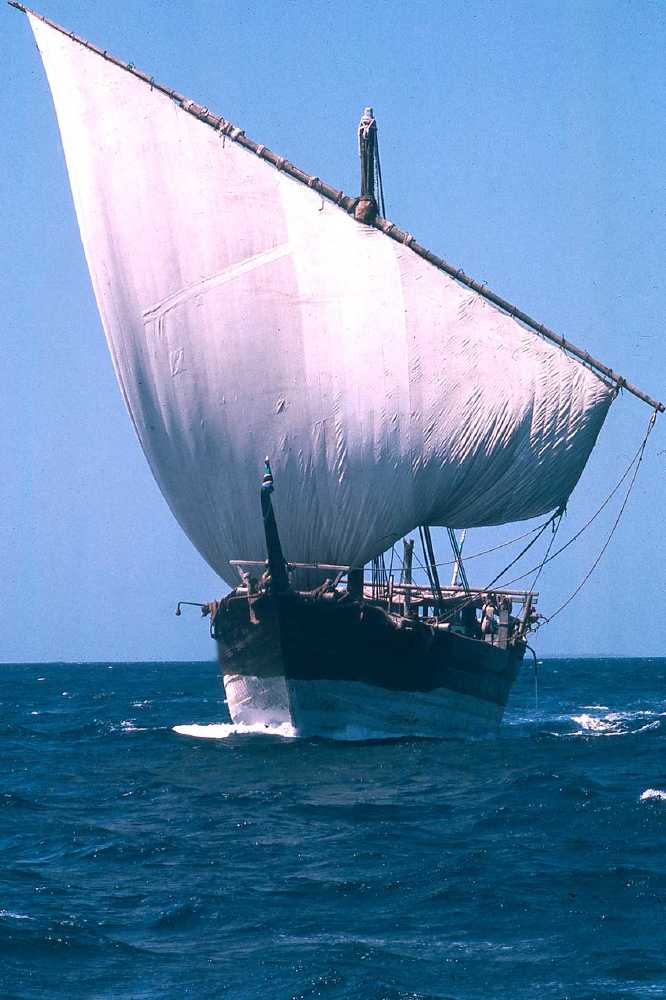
(29, 14), (613, 585)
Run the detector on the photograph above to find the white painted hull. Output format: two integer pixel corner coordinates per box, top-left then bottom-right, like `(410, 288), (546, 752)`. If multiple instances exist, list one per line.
(223, 671), (504, 739)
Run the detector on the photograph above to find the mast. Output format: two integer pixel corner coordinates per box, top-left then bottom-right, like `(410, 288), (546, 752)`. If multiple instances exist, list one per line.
(356, 107), (385, 223)
(401, 538), (414, 616)
(9, 0), (663, 413)
(449, 529), (468, 590)
(419, 526), (444, 612)
(358, 108), (377, 201)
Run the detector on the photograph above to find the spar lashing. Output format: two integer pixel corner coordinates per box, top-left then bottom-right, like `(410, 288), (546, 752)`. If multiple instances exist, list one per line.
(260, 458), (290, 593)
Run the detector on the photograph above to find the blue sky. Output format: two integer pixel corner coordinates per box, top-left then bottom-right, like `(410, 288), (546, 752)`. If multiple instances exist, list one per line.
(3, 0), (665, 662)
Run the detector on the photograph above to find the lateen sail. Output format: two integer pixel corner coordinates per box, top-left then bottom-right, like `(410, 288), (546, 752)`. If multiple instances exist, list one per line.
(29, 14), (613, 586)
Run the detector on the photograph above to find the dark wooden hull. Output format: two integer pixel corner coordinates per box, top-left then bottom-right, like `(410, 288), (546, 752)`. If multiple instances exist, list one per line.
(212, 590), (525, 738)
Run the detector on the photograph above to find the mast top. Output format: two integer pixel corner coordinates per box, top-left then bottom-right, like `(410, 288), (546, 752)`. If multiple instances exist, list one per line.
(9, 0), (664, 413)
(357, 106), (380, 223)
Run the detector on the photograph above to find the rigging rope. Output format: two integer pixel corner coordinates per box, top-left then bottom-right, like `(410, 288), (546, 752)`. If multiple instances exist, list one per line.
(437, 512), (560, 623)
(364, 406), (656, 621)
(418, 525), (444, 609)
(412, 546), (428, 576)
(374, 135), (386, 218)
(419, 522), (552, 569)
(527, 510), (563, 594)
(541, 409), (657, 624)
(418, 526), (435, 600)
(447, 527), (470, 592)
(388, 544), (396, 583)
(490, 408), (658, 593)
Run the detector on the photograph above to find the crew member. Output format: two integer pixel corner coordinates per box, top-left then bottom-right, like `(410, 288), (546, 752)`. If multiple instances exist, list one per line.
(481, 594), (497, 640)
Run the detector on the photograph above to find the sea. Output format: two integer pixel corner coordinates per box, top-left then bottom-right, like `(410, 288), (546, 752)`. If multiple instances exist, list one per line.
(1, 658), (665, 1000)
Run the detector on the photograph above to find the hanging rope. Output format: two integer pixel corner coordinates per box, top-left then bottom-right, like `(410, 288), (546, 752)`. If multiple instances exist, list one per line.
(541, 409), (657, 624)
(388, 543), (396, 583)
(364, 519), (562, 580)
(491, 408), (658, 593)
(418, 525), (444, 610)
(526, 644), (539, 711)
(418, 522), (553, 569)
(363, 406), (656, 621)
(437, 511), (561, 623)
(412, 546), (430, 579)
(374, 133), (386, 218)
(526, 509), (564, 594)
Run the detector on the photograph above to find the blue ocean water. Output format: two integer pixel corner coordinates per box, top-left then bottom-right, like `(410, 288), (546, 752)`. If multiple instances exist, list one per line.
(1, 658), (665, 1000)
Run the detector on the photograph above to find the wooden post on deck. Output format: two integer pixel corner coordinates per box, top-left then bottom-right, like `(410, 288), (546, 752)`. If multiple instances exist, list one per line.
(401, 539), (414, 616)
(387, 574), (395, 613)
(497, 599), (511, 650)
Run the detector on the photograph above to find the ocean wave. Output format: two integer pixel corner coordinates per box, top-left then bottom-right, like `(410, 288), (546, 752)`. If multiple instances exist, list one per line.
(640, 788), (666, 802)
(1, 791), (43, 811)
(118, 720), (149, 733)
(553, 708), (664, 738)
(150, 901), (200, 929)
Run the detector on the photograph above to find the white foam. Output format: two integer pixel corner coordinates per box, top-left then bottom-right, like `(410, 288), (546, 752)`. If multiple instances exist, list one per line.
(119, 720), (148, 733)
(571, 713), (613, 732)
(173, 722), (298, 740)
(173, 721), (433, 742)
(566, 710), (662, 738)
(0, 910), (34, 921)
(640, 789), (666, 802)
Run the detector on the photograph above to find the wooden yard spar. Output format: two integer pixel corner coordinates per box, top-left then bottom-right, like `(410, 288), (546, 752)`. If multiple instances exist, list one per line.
(9, 0), (663, 414)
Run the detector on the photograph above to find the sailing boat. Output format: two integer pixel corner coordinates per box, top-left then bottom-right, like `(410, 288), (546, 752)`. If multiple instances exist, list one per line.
(14, 4), (663, 738)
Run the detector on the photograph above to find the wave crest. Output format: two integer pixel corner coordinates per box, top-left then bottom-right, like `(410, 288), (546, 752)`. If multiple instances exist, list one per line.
(640, 788), (666, 802)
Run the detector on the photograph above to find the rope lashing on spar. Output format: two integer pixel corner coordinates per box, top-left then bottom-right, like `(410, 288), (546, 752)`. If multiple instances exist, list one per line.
(526, 644), (540, 710)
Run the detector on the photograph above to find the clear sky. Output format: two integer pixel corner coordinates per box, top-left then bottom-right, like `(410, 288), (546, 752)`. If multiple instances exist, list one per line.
(3, 0), (665, 663)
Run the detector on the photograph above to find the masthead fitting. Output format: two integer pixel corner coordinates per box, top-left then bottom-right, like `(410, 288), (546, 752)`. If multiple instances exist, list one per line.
(358, 107), (377, 198)
(356, 106), (385, 222)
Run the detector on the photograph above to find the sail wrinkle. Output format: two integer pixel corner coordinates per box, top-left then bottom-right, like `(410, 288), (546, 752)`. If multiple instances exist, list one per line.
(30, 13), (613, 584)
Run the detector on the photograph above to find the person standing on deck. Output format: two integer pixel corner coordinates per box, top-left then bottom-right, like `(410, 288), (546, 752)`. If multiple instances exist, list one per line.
(481, 595), (497, 641)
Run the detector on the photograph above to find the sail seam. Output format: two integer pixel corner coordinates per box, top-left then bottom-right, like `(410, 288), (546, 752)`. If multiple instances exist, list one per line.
(142, 245), (292, 324)
(12, 1), (663, 413)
